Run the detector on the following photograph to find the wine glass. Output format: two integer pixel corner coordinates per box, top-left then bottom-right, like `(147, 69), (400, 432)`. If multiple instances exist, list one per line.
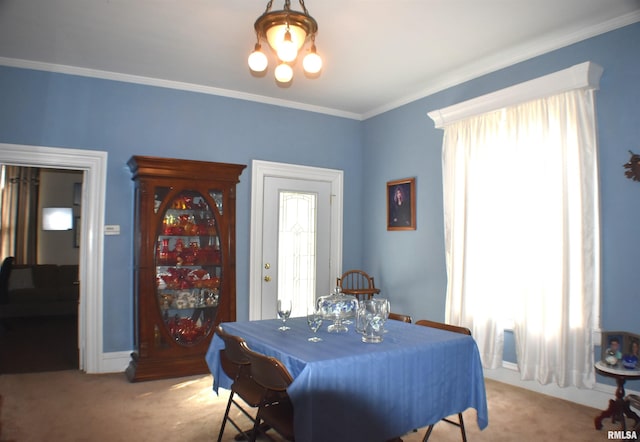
(277, 299), (292, 331)
(307, 307), (323, 342)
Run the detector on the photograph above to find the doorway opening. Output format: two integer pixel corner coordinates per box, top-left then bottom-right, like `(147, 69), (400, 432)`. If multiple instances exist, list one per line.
(0, 166), (82, 373)
(0, 143), (107, 373)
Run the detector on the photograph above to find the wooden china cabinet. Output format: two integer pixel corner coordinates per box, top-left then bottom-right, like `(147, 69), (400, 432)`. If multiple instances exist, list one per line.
(126, 156), (246, 382)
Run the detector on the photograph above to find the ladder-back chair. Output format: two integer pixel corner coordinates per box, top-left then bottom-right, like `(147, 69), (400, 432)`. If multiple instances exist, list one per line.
(338, 269), (381, 301)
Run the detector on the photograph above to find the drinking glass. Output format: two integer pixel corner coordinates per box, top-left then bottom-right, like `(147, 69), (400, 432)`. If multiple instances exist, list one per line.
(379, 298), (390, 333)
(307, 307), (323, 342)
(277, 299), (292, 331)
(355, 301), (366, 334)
(361, 299), (386, 343)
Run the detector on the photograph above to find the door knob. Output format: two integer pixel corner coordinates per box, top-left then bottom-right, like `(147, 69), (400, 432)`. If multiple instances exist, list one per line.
(264, 263), (271, 269)
(264, 275), (271, 282)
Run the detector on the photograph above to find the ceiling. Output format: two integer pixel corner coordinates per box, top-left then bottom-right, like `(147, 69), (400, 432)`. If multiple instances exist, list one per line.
(0, 0), (639, 120)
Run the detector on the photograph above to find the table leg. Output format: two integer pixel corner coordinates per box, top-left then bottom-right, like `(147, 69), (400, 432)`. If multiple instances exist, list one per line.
(595, 399), (618, 430)
(594, 376), (639, 430)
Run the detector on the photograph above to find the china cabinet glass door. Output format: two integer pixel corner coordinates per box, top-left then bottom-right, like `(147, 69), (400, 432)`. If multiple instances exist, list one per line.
(155, 188), (222, 346)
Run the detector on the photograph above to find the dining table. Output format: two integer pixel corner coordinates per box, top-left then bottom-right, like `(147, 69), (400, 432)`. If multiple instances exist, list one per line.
(205, 316), (488, 442)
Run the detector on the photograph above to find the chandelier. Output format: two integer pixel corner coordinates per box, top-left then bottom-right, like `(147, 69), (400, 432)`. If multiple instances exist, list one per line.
(248, 0), (322, 83)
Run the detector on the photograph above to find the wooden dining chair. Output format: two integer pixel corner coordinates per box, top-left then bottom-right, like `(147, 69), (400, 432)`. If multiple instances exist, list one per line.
(388, 312), (412, 323)
(416, 319), (471, 442)
(240, 341), (296, 442)
(215, 325), (266, 442)
(415, 319), (471, 336)
(338, 269), (381, 301)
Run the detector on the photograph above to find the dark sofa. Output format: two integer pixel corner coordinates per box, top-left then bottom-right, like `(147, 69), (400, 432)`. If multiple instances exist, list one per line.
(0, 257), (79, 318)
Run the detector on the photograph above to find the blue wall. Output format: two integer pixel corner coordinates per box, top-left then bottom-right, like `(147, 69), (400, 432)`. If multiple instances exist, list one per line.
(0, 69), (363, 351)
(363, 22), (640, 331)
(0, 23), (638, 380)
(362, 22), (640, 389)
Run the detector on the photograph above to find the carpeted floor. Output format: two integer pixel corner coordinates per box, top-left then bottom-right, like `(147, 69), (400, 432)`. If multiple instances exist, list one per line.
(0, 370), (634, 441)
(0, 315), (78, 374)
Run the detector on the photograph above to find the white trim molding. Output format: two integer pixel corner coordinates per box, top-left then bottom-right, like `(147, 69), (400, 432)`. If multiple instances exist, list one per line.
(0, 144), (107, 373)
(428, 61), (604, 128)
(486, 363), (640, 411)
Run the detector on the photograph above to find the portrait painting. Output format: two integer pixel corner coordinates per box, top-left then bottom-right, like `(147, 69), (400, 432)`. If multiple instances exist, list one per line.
(387, 178), (416, 231)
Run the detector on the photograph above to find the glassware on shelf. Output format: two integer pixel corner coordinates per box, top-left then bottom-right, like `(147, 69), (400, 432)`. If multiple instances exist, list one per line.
(154, 189), (222, 347)
(318, 286), (358, 333)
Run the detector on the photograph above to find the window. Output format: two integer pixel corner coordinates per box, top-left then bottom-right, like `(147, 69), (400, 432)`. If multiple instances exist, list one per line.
(429, 62), (602, 388)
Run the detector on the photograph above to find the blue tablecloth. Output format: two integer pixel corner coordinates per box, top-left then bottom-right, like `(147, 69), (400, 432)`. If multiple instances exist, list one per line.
(206, 317), (488, 442)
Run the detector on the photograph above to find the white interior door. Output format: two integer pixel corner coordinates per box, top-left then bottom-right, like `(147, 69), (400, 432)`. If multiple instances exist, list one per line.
(250, 161), (343, 320)
(262, 177), (330, 318)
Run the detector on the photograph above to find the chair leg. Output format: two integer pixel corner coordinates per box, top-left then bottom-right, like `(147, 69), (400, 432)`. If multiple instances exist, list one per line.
(217, 391), (235, 442)
(218, 391), (259, 442)
(249, 413), (262, 442)
(423, 413), (466, 442)
(458, 413), (467, 442)
(422, 424), (435, 442)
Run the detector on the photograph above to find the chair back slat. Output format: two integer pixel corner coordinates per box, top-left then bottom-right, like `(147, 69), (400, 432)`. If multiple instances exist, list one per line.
(415, 319), (471, 335)
(338, 269), (381, 301)
(388, 312), (412, 323)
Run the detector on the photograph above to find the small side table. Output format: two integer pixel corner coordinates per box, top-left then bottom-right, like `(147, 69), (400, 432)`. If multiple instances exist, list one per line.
(594, 360), (640, 430)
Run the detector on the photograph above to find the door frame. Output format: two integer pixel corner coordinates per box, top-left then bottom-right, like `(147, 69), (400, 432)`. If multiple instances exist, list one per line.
(249, 160), (343, 320)
(0, 143), (107, 373)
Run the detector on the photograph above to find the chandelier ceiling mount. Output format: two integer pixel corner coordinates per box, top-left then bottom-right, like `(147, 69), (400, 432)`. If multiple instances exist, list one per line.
(248, 0), (322, 83)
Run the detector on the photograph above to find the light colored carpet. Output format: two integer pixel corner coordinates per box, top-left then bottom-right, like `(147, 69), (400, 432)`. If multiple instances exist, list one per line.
(0, 370), (632, 441)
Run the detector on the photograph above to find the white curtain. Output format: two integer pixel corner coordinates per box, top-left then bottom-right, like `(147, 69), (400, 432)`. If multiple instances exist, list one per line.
(1, 166), (40, 263)
(442, 89), (599, 388)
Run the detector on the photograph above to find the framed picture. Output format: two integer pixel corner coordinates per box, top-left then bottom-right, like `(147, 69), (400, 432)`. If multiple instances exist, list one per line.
(601, 331), (640, 365)
(387, 177), (416, 231)
(601, 331), (625, 362)
(74, 216), (81, 248)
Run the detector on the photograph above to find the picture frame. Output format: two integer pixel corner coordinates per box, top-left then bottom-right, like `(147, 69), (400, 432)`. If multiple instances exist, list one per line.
(601, 331), (640, 364)
(387, 177), (416, 231)
(74, 216), (81, 248)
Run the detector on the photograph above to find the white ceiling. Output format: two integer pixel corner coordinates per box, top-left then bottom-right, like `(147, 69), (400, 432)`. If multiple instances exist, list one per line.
(0, 0), (639, 120)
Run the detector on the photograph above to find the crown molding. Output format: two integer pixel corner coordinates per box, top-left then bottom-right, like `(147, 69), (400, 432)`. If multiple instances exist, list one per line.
(363, 11), (640, 120)
(0, 56), (362, 121)
(1, 10), (637, 122)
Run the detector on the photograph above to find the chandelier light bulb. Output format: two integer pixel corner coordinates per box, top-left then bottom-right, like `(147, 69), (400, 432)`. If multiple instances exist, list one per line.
(248, 44), (268, 72)
(275, 63), (293, 83)
(277, 29), (298, 63)
(249, 1), (321, 83)
(303, 46), (322, 74)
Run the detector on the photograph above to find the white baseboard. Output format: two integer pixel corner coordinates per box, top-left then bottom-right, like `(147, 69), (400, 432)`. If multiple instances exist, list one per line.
(485, 362), (639, 410)
(95, 351), (131, 374)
